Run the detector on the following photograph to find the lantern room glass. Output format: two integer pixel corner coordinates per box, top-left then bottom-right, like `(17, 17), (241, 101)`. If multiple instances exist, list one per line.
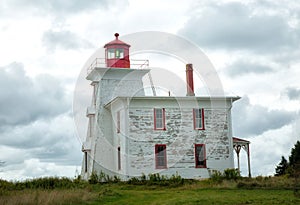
(107, 48), (124, 59)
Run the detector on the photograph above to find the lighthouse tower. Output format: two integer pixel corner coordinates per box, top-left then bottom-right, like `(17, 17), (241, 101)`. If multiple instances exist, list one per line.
(81, 34), (150, 180)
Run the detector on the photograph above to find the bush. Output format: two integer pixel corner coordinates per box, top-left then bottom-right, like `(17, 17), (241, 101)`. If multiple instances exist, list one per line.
(127, 173), (185, 187)
(169, 172), (184, 186)
(88, 172), (99, 184)
(127, 177), (142, 185)
(12, 177), (75, 190)
(223, 168), (241, 180)
(209, 169), (241, 183)
(210, 170), (223, 183)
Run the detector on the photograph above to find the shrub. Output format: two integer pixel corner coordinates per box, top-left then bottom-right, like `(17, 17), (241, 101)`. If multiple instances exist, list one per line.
(223, 168), (241, 180)
(148, 173), (161, 183)
(127, 177), (142, 185)
(88, 172), (99, 184)
(12, 177), (75, 190)
(168, 173), (184, 187)
(113, 176), (121, 183)
(210, 170), (223, 183)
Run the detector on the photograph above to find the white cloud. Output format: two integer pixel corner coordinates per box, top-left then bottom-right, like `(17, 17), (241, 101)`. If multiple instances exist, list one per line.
(0, 158), (80, 181)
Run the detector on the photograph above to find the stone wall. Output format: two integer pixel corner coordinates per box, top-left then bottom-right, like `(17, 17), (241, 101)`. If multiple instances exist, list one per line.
(127, 107), (232, 178)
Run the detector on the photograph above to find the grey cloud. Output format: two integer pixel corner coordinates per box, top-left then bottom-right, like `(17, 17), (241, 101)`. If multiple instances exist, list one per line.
(179, 1), (300, 52)
(0, 62), (69, 128)
(232, 96), (295, 137)
(0, 115), (82, 167)
(7, 0), (114, 15)
(42, 30), (94, 52)
(226, 60), (273, 77)
(284, 87), (300, 100)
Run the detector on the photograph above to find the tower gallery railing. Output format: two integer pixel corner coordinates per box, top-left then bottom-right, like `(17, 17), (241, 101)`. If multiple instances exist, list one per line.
(87, 58), (149, 75)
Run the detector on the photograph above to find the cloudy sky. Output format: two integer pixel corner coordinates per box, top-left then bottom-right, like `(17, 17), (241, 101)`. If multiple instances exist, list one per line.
(0, 0), (299, 180)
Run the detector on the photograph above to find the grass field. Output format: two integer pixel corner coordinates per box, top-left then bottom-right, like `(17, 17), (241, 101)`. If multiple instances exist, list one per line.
(93, 183), (300, 205)
(1, 176), (300, 205)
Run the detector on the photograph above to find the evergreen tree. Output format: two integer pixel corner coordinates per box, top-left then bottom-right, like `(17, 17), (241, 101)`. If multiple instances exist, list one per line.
(289, 141), (300, 168)
(275, 156), (289, 176)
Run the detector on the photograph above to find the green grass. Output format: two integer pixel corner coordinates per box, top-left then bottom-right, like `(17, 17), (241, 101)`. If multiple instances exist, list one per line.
(92, 184), (300, 205)
(1, 176), (300, 205)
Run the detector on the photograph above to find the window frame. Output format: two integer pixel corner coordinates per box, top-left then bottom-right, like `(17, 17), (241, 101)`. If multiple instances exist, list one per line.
(195, 144), (206, 168)
(115, 48), (124, 59)
(107, 48), (115, 59)
(154, 108), (166, 130)
(155, 144), (167, 169)
(107, 48), (124, 59)
(193, 108), (205, 130)
(84, 152), (88, 172)
(116, 111), (120, 133)
(117, 147), (121, 170)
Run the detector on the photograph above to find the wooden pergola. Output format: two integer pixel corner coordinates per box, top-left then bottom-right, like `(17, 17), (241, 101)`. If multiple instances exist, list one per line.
(233, 137), (251, 177)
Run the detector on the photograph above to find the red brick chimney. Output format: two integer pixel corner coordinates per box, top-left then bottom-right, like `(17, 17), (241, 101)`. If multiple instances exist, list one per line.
(186, 64), (195, 96)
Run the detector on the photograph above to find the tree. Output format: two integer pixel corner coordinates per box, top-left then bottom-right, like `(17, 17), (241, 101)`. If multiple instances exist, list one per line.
(275, 141), (300, 177)
(275, 156), (289, 176)
(289, 141), (300, 169)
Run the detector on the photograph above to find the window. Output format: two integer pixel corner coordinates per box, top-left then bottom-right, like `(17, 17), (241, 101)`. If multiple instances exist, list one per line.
(115, 49), (124, 58)
(195, 144), (206, 168)
(118, 147), (121, 170)
(155, 144), (167, 169)
(154, 108), (165, 130)
(107, 48), (115, 59)
(117, 111), (120, 133)
(84, 152), (88, 172)
(193, 108), (205, 130)
(107, 48), (124, 59)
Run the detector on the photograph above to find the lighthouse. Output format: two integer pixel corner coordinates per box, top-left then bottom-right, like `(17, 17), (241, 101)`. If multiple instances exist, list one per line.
(81, 33), (244, 181)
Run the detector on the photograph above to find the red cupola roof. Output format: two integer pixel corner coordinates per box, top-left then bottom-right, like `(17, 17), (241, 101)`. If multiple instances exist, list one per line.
(104, 33), (130, 48)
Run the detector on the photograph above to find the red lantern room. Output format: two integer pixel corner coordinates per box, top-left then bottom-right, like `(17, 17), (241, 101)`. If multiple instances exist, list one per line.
(104, 33), (130, 68)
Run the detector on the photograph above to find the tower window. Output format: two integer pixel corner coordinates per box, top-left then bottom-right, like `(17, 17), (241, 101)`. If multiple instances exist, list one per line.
(107, 48), (124, 59)
(154, 108), (166, 130)
(117, 111), (120, 133)
(84, 152), (88, 172)
(115, 49), (124, 58)
(195, 144), (206, 168)
(107, 48), (115, 59)
(155, 144), (167, 169)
